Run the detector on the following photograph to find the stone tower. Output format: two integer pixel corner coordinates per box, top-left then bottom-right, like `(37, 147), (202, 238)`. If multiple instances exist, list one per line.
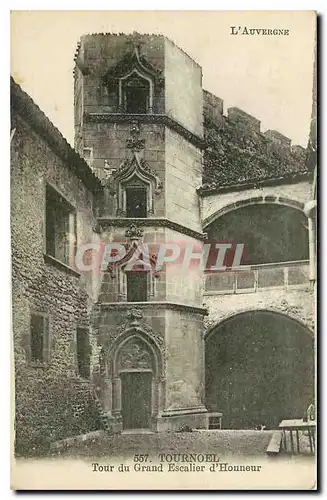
(74, 33), (208, 431)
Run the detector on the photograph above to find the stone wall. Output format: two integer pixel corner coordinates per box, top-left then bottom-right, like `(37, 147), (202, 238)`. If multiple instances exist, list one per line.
(165, 129), (202, 232)
(203, 286), (315, 335)
(164, 38), (203, 137)
(11, 113), (99, 450)
(164, 309), (205, 412)
(75, 34), (166, 115)
(85, 122), (166, 218)
(164, 228), (203, 306)
(201, 181), (312, 226)
(202, 96), (309, 188)
(74, 65), (84, 156)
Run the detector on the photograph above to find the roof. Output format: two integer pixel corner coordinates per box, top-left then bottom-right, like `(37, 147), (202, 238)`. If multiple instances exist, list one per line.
(10, 77), (103, 195)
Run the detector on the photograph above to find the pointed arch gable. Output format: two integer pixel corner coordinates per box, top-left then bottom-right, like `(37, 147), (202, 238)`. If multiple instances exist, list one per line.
(103, 48), (160, 84)
(109, 326), (164, 377)
(103, 47), (162, 115)
(113, 152), (163, 216)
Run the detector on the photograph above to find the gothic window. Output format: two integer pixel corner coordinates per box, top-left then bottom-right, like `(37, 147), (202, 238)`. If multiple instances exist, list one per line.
(76, 327), (91, 379)
(121, 72), (151, 114)
(46, 184), (77, 266)
(30, 313), (50, 363)
(114, 154), (162, 218)
(126, 271), (148, 302)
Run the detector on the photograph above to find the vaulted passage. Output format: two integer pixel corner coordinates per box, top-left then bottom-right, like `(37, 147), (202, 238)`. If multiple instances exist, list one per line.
(206, 204), (309, 266)
(205, 311), (314, 429)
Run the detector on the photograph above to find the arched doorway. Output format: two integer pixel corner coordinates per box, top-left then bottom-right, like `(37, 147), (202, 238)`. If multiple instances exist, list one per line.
(205, 311), (314, 429)
(111, 331), (162, 431)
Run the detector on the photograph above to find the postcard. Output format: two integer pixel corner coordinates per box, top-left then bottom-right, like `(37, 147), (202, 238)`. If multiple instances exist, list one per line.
(10, 10), (317, 490)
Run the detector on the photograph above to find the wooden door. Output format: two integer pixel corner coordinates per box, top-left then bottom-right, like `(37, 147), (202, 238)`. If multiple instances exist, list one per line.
(121, 372), (152, 429)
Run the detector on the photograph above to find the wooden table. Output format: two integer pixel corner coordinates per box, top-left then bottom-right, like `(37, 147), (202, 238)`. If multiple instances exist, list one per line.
(279, 419), (316, 454)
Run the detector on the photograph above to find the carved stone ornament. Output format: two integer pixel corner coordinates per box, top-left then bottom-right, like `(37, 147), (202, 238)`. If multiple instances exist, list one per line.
(126, 308), (144, 325)
(115, 152), (163, 195)
(126, 120), (145, 152)
(126, 138), (145, 152)
(118, 338), (153, 371)
(125, 224), (144, 239)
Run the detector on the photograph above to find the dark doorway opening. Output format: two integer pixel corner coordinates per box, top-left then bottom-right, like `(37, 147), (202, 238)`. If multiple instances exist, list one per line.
(121, 371), (152, 429)
(205, 311), (314, 429)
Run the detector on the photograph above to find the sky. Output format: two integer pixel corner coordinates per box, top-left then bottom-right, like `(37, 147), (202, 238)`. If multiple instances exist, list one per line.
(10, 10), (316, 147)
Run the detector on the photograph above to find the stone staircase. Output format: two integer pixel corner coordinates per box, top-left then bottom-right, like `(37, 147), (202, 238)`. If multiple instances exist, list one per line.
(91, 388), (112, 433)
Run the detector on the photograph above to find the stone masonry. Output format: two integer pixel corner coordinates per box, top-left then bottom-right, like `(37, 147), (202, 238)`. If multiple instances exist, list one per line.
(11, 32), (316, 445)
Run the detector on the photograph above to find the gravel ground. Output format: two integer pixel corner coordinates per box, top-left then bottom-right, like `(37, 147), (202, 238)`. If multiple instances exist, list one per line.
(49, 430), (277, 460)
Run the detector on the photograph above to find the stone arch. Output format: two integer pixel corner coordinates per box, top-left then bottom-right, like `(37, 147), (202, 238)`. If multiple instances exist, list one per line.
(204, 308), (315, 429)
(203, 196), (308, 266)
(203, 195), (305, 229)
(204, 307), (314, 341)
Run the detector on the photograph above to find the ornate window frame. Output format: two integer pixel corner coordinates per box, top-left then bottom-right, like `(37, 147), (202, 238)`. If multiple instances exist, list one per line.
(117, 266), (156, 302)
(119, 68), (154, 114)
(103, 45), (161, 116)
(112, 152), (163, 217)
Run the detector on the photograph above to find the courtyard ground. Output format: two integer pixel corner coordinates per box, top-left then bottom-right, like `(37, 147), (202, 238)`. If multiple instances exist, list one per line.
(47, 429), (315, 460)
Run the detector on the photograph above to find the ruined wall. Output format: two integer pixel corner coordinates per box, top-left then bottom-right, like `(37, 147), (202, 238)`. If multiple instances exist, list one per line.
(202, 97), (310, 189)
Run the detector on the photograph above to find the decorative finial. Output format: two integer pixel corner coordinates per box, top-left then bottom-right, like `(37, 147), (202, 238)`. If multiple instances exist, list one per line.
(126, 32), (146, 54)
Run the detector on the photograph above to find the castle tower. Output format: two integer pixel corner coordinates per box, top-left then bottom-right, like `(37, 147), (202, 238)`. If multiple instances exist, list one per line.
(74, 33), (208, 431)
